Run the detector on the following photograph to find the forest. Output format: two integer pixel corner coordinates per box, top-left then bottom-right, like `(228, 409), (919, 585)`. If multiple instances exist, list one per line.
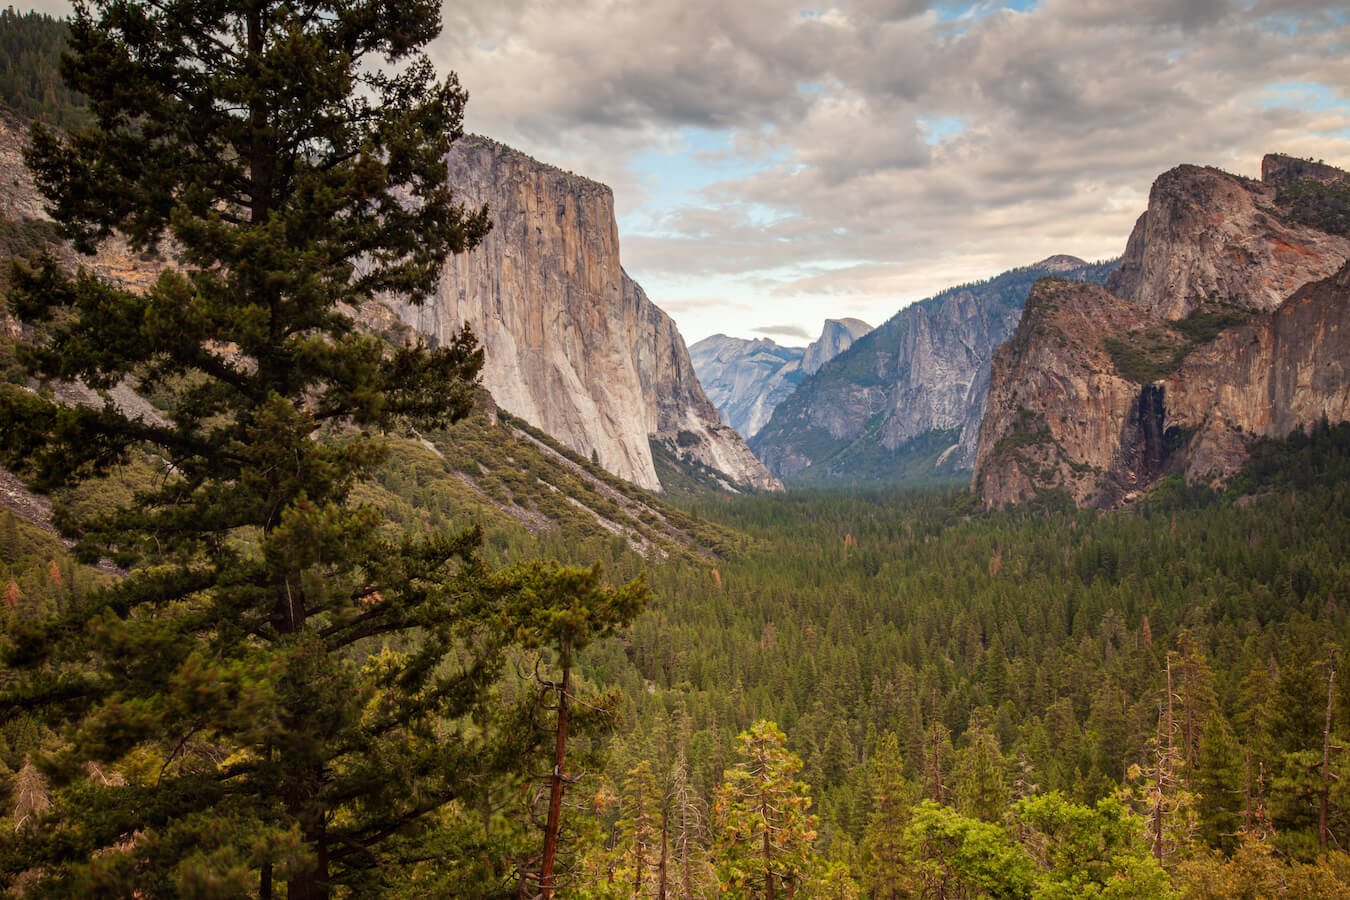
(2, 5), (1350, 899)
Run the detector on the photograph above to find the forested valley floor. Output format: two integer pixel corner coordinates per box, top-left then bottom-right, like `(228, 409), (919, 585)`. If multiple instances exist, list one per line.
(8, 418), (1350, 896)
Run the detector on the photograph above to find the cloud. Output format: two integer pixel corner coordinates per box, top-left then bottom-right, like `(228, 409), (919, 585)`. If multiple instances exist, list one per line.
(431, 1), (1350, 342)
(752, 323), (816, 340)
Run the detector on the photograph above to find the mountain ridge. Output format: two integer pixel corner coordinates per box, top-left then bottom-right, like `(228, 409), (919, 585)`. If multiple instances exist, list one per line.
(749, 255), (1119, 485)
(973, 154), (1350, 507)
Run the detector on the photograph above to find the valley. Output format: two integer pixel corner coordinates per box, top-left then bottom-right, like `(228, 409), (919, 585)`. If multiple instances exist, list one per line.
(2, 5), (1350, 899)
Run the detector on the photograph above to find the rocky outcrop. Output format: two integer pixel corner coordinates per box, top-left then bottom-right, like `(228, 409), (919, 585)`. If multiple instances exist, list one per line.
(971, 280), (1163, 507)
(688, 318), (871, 441)
(801, 318), (872, 375)
(625, 274), (782, 490)
(387, 136), (779, 493)
(1105, 164), (1350, 321)
(974, 154), (1350, 507)
(1164, 260), (1350, 484)
(688, 335), (805, 439)
(750, 257), (1117, 483)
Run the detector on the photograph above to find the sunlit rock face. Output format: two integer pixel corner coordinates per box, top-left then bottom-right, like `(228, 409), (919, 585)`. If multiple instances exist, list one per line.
(801, 318), (872, 376)
(975, 155), (1350, 508)
(387, 136), (780, 493)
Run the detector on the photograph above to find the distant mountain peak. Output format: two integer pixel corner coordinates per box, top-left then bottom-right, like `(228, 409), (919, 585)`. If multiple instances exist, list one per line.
(802, 317), (873, 375)
(1030, 254), (1089, 272)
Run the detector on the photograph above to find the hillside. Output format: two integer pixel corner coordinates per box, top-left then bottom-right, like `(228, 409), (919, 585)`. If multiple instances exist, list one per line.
(974, 156), (1350, 507)
(750, 256), (1118, 485)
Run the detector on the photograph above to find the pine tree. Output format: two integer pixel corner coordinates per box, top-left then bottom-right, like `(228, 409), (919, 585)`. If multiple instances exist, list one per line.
(0, 0), (605, 895)
(713, 721), (818, 899)
(1194, 712), (1244, 853)
(858, 731), (912, 900)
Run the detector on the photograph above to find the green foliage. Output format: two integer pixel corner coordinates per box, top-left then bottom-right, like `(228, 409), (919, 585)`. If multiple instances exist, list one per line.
(901, 802), (1035, 899)
(1225, 417), (1350, 496)
(1104, 303), (1251, 385)
(1104, 332), (1190, 384)
(0, 10), (90, 128)
(0, 0), (645, 896)
(786, 426), (967, 489)
(1277, 177), (1350, 236)
(713, 721), (818, 897)
(1167, 306), (1251, 345)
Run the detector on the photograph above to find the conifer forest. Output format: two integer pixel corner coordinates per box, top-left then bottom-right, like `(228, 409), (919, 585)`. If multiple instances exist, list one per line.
(1, 3), (1350, 898)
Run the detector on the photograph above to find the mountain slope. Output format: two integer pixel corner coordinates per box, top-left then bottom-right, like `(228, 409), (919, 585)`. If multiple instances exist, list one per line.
(749, 256), (1118, 484)
(974, 155), (1350, 507)
(385, 136), (780, 494)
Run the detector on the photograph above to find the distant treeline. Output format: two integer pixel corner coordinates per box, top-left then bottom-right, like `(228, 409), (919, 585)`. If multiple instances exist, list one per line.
(0, 8), (88, 128)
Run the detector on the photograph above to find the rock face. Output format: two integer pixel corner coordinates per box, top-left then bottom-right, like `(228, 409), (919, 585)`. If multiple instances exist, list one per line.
(688, 318), (871, 440)
(1164, 260), (1350, 484)
(801, 318), (872, 375)
(1105, 164), (1350, 321)
(688, 335), (805, 439)
(971, 280), (1163, 507)
(750, 257), (1117, 483)
(387, 136), (780, 493)
(974, 155), (1350, 507)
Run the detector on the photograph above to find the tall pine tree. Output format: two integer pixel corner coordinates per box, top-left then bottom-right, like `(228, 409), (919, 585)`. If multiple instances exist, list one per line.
(0, 1), (644, 896)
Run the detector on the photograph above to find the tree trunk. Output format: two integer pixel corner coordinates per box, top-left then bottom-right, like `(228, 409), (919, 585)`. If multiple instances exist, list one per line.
(539, 647), (571, 899)
(1321, 656), (1337, 851)
(657, 802), (668, 900)
(1243, 746), (1252, 834)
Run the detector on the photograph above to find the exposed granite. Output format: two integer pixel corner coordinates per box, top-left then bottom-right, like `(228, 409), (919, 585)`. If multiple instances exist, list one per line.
(750, 257), (1117, 482)
(801, 318), (872, 375)
(975, 154), (1350, 507)
(386, 136), (779, 493)
(688, 334), (805, 439)
(1105, 162), (1350, 321)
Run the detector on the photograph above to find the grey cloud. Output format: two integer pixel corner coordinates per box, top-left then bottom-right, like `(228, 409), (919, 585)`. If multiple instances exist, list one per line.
(429, 0), (1350, 341)
(752, 324), (815, 340)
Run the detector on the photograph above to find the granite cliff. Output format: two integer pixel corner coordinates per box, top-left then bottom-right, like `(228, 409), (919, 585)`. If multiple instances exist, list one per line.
(749, 257), (1117, 484)
(688, 335), (805, 439)
(974, 155), (1350, 507)
(802, 318), (873, 375)
(386, 136), (780, 494)
(688, 318), (871, 440)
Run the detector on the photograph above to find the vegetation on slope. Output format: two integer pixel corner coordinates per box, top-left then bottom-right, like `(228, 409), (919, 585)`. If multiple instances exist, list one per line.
(0, 10), (88, 128)
(751, 257), (1119, 485)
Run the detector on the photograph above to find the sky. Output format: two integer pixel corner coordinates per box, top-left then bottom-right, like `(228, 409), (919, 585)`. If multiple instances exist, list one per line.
(27, 1), (1350, 346)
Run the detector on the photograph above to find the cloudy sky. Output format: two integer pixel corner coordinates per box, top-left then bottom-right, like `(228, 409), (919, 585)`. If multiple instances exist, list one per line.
(427, 0), (1350, 345)
(29, 1), (1350, 345)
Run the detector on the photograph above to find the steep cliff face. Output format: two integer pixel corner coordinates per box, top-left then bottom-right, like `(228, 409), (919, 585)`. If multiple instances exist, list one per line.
(688, 335), (805, 439)
(625, 274), (782, 491)
(1105, 164), (1350, 320)
(975, 154), (1350, 507)
(971, 281), (1163, 507)
(1164, 259), (1350, 484)
(387, 136), (779, 493)
(750, 257), (1117, 484)
(801, 318), (872, 375)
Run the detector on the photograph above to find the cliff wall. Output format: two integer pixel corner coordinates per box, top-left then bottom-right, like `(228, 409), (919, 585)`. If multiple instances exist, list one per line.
(388, 136), (779, 492)
(975, 155), (1350, 507)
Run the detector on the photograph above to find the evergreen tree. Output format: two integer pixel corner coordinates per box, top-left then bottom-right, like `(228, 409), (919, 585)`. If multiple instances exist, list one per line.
(713, 721), (818, 899)
(858, 732), (913, 900)
(0, 0), (647, 896)
(1193, 713), (1243, 854)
